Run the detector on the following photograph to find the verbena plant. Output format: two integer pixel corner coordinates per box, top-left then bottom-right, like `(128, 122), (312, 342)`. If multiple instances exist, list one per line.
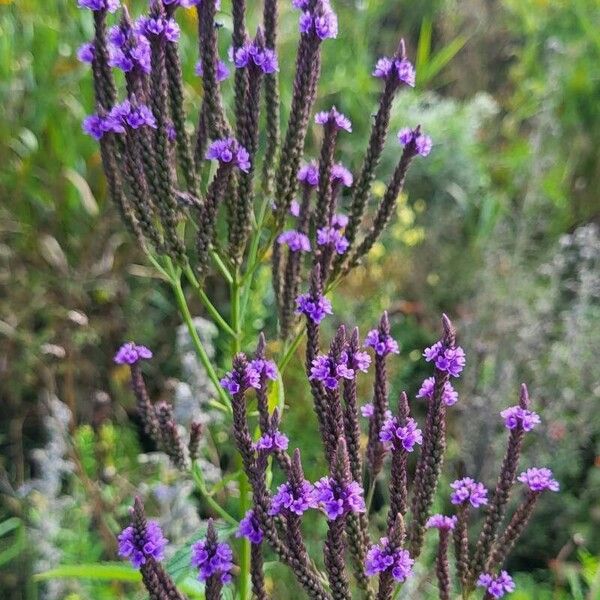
(77, 1), (559, 598)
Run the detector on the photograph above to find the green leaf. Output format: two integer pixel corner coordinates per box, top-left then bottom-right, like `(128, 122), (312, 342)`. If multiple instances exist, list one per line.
(0, 517), (21, 538)
(33, 563), (141, 583)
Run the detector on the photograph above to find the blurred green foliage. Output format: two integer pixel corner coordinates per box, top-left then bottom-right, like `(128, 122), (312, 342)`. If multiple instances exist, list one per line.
(2, 0), (600, 598)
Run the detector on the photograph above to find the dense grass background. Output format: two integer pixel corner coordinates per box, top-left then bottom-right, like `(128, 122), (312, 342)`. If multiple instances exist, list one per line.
(1, 0), (599, 598)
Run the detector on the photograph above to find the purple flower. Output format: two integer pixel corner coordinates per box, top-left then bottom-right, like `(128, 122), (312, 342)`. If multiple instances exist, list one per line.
(206, 138), (251, 172)
(365, 538), (414, 582)
(330, 163), (353, 187)
(423, 341), (466, 377)
(517, 468), (559, 493)
(278, 230), (311, 252)
(316, 227), (349, 254)
(296, 293), (333, 323)
(500, 406), (541, 432)
(108, 25), (127, 47)
(398, 127), (432, 157)
(139, 16), (180, 42)
(297, 162), (320, 186)
(270, 480), (315, 516)
(342, 349), (371, 374)
(82, 114), (109, 140)
(416, 377), (459, 406)
(109, 34), (151, 73)
(312, 477), (365, 520)
(477, 571), (515, 599)
(249, 358), (278, 381)
(396, 59), (416, 87)
(254, 430), (289, 452)
(118, 520), (167, 568)
(372, 56), (415, 86)
(236, 510), (263, 544)
(104, 101), (157, 132)
(373, 57), (394, 78)
(309, 354), (354, 390)
(426, 514), (457, 531)
(450, 477), (488, 508)
(379, 416), (423, 452)
(290, 200), (301, 217)
(114, 342), (153, 365)
(231, 41), (279, 74)
(78, 0), (119, 12)
(331, 213), (349, 230)
(364, 328), (400, 356)
(191, 539), (234, 584)
(77, 42), (95, 64)
(195, 59), (230, 82)
(299, 5), (338, 40)
(220, 363), (261, 395)
(292, 0), (309, 8)
(315, 106), (352, 132)
(361, 403), (374, 418)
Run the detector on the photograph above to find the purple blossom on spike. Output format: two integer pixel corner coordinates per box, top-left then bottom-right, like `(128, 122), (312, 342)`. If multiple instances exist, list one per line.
(316, 227), (349, 254)
(114, 342), (153, 365)
(380, 416), (423, 452)
(292, 0), (309, 8)
(309, 354), (354, 390)
(364, 328), (400, 356)
(331, 213), (349, 230)
(373, 57), (394, 78)
(138, 16), (180, 42)
(398, 127), (432, 157)
(450, 477), (488, 508)
(269, 480), (315, 516)
(299, 4), (338, 40)
(312, 477), (366, 520)
(426, 514), (457, 531)
(195, 59), (230, 82)
(206, 138), (251, 172)
(254, 430), (289, 452)
(249, 358), (278, 381)
(416, 377), (459, 406)
(108, 25), (127, 47)
(396, 58), (416, 87)
(500, 406), (541, 432)
(297, 162), (320, 186)
(118, 520), (167, 568)
(361, 403), (374, 418)
(83, 114), (109, 140)
(365, 537), (414, 582)
(342, 349), (371, 374)
(191, 539), (234, 584)
(423, 340), (466, 377)
(330, 163), (353, 187)
(315, 107), (352, 132)
(78, 0), (120, 11)
(278, 230), (311, 252)
(231, 41), (279, 74)
(77, 43), (95, 64)
(236, 510), (263, 544)
(477, 571), (515, 599)
(220, 363), (261, 395)
(109, 34), (151, 73)
(296, 293), (332, 323)
(290, 200), (301, 217)
(517, 468), (559, 492)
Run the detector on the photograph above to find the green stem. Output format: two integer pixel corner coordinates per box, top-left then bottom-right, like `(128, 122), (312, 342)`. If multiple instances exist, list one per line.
(183, 265), (237, 339)
(191, 462), (238, 526)
(211, 249), (234, 285)
(278, 327), (306, 374)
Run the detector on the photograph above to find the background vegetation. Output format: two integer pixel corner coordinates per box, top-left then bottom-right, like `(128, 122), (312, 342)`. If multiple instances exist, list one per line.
(1, 0), (599, 598)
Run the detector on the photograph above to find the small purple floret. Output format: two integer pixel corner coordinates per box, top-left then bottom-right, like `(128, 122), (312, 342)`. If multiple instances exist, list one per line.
(500, 406), (541, 432)
(296, 293), (333, 323)
(477, 571), (515, 599)
(423, 341), (465, 377)
(517, 468), (559, 492)
(206, 138), (251, 172)
(195, 59), (230, 82)
(231, 41), (279, 74)
(364, 329), (400, 356)
(270, 480), (315, 516)
(297, 162), (320, 186)
(77, 42), (95, 64)
(315, 106), (352, 132)
(398, 127), (432, 157)
(450, 477), (488, 508)
(118, 520), (167, 568)
(379, 416), (423, 452)
(416, 377), (459, 406)
(236, 510), (263, 544)
(114, 342), (153, 365)
(278, 230), (311, 252)
(254, 430), (289, 452)
(191, 539), (233, 584)
(426, 514), (457, 531)
(330, 163), (353, 187)
(316, 227), (349, 254)
(309, 354), (354, 390)
(365, 537), (414, 582)
(220, 363), (261, 395)
(78, 0), (120, 12)
(312, 477), (366, 520)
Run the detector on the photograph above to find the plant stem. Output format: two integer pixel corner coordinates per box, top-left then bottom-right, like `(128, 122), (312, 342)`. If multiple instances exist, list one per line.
(278, 327), (306, 373)
(191, 462), (238, 526)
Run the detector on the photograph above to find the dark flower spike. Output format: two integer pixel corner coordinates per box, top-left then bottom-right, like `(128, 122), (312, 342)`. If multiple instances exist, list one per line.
(188, 421), (204, 462)
(155, 401), (190, 470)
(469, 383), (537, 588)
(408, 314), (458, 558)
(427, 515), (456, 600)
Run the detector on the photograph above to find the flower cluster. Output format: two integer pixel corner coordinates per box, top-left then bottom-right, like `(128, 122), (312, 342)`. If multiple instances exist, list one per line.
(365, 537), (414, 582)
(315, 106), (352, 132)
(297, 161), (320, 186)
(416, 376), (459, 406)
(364, 328), (400, 356)
(360, 403), (392, 420)
(113, 342), (153, 365)
(254, 429), (289, 452)
(191, 538), (234, 584)
(426, 514), (457, 531)
(278, 230), (311, 252)
(379, 416), (423, 452)
(450, 477), (488, 508)
(398, 127), (432, 157)
(477, 571), (515, 599)
(316, 226), (349, 254)
(312, 477), (365, 520)
(518, 468), (560, 493)
(136, 15), (180, 42)
(372, 56), (416, 87)
(423, 340), (466, 377)
(296, 293), (333, 324)
(236, 510), (263, 545)
(341, 348), (371, 374)
(108, 27), (151, 73)
(231, 41), (279, 73)
(309, 354), (354, 389)
(249, 358), (278, 381)
(220, 363), (261, 395)
(269, 480), (315, 516)
(77, 42), (95, 63)
(501, 406), (541, 431)
(195, 59), (230, 82)
(78, 0), (119, 12)
(83, 101), (157, 140)
(298, 3), (338, 40)
(330, 163), (353, 187)
(118, 520), (167, 568)
(206, 138), (251, 172)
